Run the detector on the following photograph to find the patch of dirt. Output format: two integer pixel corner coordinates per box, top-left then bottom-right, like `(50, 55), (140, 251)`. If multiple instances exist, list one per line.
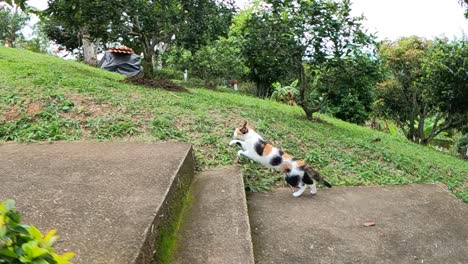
(2, 105), (20, 121)
(123, 77), (188, 92)
(63, 93), (118, 119)
(27, 102), (42, 116)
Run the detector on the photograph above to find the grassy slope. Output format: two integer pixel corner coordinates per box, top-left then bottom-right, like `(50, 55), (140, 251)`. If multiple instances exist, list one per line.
(1, 47), (467, 202)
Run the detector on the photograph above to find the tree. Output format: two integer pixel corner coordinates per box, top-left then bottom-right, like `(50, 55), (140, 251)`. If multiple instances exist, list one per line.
(116, 0), (235, 78)
(318, 52), (383, 124)
(0, 3), (29, 47)
(177, 0), (235, 54)
(1, 0), (27, 11)
(238, 0), (376, 119)
(378, 36), (468, 145)
(420, 38), (468, 142)
(191, 36), (249, 87)
(460, 0), (468, 18)
(44, 0), (125, 65)
(238, 5), (296, 97)
(41, 16), (80, 52)
(15, 23), (48, 53)
(115, 0), (181, 77)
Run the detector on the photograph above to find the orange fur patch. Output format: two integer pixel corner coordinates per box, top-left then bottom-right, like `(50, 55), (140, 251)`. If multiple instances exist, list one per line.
(282, 152), (293, 159)
(262, 144), (273, 156)
(296, 160), (306, 167)
(281, 163), (292, 173)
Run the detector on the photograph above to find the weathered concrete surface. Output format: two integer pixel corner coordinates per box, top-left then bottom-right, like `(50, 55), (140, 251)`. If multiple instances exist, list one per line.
(0, 142), (194, 264)
(248, 184), (468, 264)
(173, 166), (255, 264)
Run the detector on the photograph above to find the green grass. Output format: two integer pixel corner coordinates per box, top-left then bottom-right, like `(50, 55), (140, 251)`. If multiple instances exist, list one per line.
(1, 47), (467, 202)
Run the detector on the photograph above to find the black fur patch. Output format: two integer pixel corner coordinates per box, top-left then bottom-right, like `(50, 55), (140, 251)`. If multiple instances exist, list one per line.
(236, 142), (242, 147)
(302, 171), (314, 185)
(254, 139), (266, 156)
(285, 168), (291, 173)
(269, 156), (282, 166)
(285, 175), (300, 187)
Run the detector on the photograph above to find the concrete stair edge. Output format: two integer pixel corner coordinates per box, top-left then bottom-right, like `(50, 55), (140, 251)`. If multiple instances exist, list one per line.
(133, 145), (195, 263)
(173, 166), (255, 264)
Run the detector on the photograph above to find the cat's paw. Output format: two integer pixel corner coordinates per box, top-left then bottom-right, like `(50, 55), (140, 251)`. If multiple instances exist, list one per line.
(229, 140), (237, 147)
(237, 150), (244, 157)
(310, 184), (317, 194)
(293, 191), (304, 197)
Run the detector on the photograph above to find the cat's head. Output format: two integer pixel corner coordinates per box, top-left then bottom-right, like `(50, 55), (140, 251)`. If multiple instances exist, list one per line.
(233, 121), (255, 140)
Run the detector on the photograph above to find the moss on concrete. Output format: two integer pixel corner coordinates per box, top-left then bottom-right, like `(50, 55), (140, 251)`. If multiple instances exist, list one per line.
(158, 189), (194, 264)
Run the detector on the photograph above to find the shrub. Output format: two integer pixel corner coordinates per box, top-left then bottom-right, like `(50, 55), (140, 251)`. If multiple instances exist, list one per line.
(271, 80), (299, 106)
(0, 199), (74, 264)
(456, 134), (468, 159)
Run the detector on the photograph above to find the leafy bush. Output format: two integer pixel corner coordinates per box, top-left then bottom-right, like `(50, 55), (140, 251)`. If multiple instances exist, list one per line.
(271, 80), (299, 105)
(456, 134), (468, 159)
(0, 199), (74, 264)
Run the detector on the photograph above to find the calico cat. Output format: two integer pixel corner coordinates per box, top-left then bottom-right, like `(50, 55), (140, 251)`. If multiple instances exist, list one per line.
(229, 121), (331, 197)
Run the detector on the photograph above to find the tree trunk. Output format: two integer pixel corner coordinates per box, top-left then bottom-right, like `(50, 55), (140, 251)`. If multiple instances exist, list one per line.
(257, 81), (269, 98)
(298, 62), (315, 119)
(81, 32), (97, 66)
(142, 43), (155, 78)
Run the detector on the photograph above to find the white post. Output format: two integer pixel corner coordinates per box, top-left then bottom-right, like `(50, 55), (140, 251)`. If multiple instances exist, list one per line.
(184, 69), (188, 82)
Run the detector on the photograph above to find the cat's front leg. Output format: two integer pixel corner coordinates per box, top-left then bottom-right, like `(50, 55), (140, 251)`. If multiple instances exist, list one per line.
(229, 140), (246, 149)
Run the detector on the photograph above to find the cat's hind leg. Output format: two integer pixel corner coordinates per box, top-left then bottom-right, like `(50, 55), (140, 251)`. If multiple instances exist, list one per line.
(237, 150), (256, 161)
(293, 183), (307, 197)
(309, 182), (317, 194)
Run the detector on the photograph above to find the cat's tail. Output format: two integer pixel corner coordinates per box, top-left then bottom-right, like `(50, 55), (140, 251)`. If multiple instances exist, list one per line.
(306, 167), (332, 188)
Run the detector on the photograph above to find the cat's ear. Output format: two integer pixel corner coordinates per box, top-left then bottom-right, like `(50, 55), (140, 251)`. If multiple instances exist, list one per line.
(240, 121), (248, 134)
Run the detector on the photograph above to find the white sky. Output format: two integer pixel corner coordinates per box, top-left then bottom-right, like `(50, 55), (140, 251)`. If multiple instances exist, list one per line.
(26, 0), (468, 41)
(236, 0), (468, 40)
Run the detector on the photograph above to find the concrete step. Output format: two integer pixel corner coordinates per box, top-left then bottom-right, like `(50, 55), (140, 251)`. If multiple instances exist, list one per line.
(0, 142), (195, 264)
(248, 184), (468, 264)
(172, 166), (255, 264)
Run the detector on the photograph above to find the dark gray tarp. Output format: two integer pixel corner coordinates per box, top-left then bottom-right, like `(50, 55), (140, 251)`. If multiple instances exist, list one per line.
(99, 51), (143, 77)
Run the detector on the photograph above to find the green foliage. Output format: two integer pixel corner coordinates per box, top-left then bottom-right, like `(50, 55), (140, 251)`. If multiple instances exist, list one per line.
(0, 199), (74, 264)
(191, 36), (249, 86)
(237, 4), (297, 97)
(1, 47), (467, 202)
(318, 53), (383, 125)
(176, 0), (235, 53)
(41, 16), (80, 52)
(456, 134), (468, 159)
(237, 0), (377, 119)
(44, 0), (123, 45)
(0, 5), (29, 47)
(421, 38), (468, 121)
(154, 68), (184, 80)
(461, 0), (468, 18)
(299, 69), (328, 119)
(270, 80), (299, 105)
(378, 36), (468, 145)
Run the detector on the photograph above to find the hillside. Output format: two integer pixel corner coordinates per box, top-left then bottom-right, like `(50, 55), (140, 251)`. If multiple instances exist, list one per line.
(1, 47), (467, 202)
